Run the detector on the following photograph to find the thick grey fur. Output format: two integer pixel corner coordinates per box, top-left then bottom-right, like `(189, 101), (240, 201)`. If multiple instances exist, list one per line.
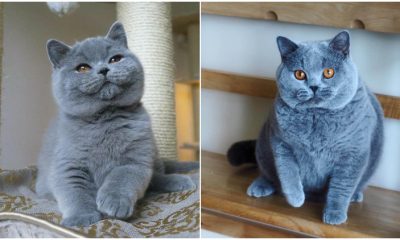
(234, 31), (384, 225)
(36, 22), (198, 227)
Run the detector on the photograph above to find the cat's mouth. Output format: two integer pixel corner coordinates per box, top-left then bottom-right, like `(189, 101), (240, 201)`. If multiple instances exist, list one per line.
(98, 82), (124, 100)
(294, 93), (334, 109)
(296, 88), (335, 103)
(296, 94), (336, 109)
(78, 75), (134, 100)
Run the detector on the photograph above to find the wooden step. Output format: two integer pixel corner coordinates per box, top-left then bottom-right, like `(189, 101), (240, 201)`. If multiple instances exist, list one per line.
(201, 151), (400, 237)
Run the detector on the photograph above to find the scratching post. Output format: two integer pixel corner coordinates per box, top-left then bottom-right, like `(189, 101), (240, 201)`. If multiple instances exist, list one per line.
(117, 2), (177, 160)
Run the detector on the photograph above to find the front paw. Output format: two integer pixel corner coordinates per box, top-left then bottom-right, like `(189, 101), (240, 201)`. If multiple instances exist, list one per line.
(61, 212), (102, 227)
(323, 209), (347, 225)
(285, 191), (305, 208)
(96, 193), (134, 219)
(351, 192), (364, 203)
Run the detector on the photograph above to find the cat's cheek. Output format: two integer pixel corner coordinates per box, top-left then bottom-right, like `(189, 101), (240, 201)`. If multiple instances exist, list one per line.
(108, 72), (132, 85)
(78, 78), (105, 94)
(318, 88), (335, 99)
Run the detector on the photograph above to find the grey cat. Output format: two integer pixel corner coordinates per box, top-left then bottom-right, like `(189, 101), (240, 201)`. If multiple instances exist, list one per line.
(36, 22), (198, 227)
(227, 31), (383, 225)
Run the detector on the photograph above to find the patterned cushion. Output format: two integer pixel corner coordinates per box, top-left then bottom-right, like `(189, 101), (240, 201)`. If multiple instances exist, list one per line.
(0, 167), (199, 238)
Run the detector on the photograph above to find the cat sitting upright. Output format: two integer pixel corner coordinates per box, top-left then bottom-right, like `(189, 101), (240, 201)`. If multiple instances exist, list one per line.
(227, 31), (383, 225)
(36, 22), (198, 227)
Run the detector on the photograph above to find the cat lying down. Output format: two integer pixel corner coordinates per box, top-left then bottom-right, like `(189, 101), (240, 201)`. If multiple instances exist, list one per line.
(228, 31), (383, 225)
(36, 22), (198, 227)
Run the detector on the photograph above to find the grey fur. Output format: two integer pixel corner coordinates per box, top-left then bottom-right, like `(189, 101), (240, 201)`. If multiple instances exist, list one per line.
(247, 31), (383, 225)
(36, 22), (197, 227)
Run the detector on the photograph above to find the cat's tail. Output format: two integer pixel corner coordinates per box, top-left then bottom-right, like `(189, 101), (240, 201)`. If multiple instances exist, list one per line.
(163, 161), (199, 174)
(227, 140), (257, 166)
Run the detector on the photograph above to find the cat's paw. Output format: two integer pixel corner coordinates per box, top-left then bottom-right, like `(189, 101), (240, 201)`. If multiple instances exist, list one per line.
(323, 209), (347, 225)
(61, 212), (102, 227)
(247, 177), (275, 198)
(165, 175), (196, 192)
(285, 191), (305, 208)
(96, 193), (134, 219)
(351, 192), (363, 203)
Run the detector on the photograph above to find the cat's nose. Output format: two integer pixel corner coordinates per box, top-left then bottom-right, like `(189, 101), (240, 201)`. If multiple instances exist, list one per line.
(310, 86), (318, 93)
(98, 68), (109, 76)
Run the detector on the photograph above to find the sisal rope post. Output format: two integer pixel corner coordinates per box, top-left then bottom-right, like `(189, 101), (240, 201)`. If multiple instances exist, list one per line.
(117, 3), (177, 160)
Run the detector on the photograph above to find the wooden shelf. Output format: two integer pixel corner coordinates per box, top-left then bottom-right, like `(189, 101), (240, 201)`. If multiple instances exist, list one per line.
(201, 151), (400, 238)
(202, 3), (400, 34)
(202, 211), (302, 238)
(202, 69), (400, 120)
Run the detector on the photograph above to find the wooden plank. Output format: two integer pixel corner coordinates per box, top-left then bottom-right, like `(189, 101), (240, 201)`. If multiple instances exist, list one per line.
(175, 82), (197, 161)
(201, 151), (400, 238)
(202, 211), (303, 238)
(202, 69), (277, 99)
(202, 69), (400, 119)
(376, 95), (400, 121)
(202, 2), (400, 34)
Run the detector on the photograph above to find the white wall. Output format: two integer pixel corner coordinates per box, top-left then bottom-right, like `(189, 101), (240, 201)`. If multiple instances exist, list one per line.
(0, 3), (116, 169)
(201, 14), (400, 191)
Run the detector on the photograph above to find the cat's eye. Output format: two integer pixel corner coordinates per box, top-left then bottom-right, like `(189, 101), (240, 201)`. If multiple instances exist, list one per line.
(294, 70), (306, 80)
(76, 64), (91, 73)
(323, 68), (335, 79)
(109, 55), (123, 64)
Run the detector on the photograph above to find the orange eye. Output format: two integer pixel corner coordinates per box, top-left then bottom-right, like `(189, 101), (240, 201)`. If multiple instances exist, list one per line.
(323, 68), (335, 79)
(76, 64), (91, 73)
(294, 70), (306, 80)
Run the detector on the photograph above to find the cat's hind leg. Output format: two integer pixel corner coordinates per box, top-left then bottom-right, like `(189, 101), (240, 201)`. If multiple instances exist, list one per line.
(35, 170), (53, 198)
(247, 175), (275, 198)
(163, 161), (199, 174)
(149, 173), (196, 193)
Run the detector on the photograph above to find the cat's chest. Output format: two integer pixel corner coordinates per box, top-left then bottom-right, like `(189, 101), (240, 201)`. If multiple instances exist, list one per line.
(64, 118), (148, 159)
(274, 110), (342, 190)
(275, 109), (341, 150)
(91, 123), (133, 152)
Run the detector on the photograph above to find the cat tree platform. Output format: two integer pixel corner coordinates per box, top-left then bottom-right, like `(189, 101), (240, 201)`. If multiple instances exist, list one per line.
(201, 151), (400, 237)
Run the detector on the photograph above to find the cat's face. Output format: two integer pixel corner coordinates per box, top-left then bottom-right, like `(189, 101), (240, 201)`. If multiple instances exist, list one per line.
(276, 31), (358, 110)
(47, 22), (144, 117)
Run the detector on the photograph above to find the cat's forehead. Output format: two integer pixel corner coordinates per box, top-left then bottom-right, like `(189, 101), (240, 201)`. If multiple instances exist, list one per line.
(289, 40), (339, 68)
(69, 37), (116, 61)
(298, 41), (328, 57)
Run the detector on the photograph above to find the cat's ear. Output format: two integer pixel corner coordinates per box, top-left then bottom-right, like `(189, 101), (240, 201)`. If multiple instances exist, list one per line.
(46, 39), (71, 68)
(277, 36), (299, 58)
(106, 22), (128, 47)
(329, 31), (350, 56)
